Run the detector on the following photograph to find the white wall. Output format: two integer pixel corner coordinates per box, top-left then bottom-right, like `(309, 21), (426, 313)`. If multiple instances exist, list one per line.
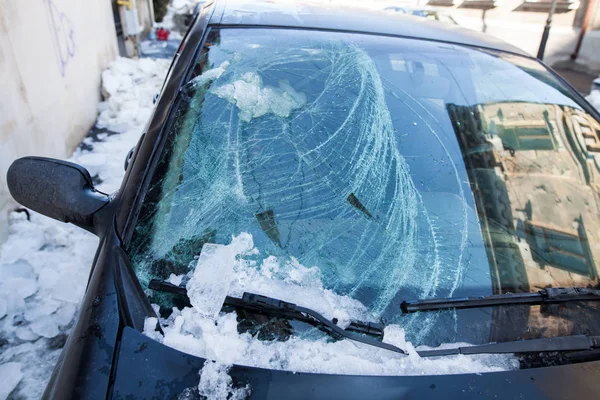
(0, 0), (117, 242)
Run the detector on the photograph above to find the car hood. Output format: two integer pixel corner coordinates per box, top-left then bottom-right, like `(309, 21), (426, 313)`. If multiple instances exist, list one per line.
(111, 326), (600, 399)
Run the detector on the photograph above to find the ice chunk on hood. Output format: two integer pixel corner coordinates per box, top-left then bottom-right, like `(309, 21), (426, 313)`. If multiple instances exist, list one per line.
(166, 273), (184, 287)
(196, 361), (250, 400)
(146, 233), (518, 376)
(186, 233), (255, 319)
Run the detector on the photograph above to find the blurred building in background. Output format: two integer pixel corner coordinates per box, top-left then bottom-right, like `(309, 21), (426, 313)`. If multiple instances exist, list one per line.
(377, 0), (600, 73)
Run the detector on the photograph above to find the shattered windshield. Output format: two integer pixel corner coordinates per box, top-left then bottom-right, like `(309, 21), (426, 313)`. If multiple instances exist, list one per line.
(129, 28), (600, 351)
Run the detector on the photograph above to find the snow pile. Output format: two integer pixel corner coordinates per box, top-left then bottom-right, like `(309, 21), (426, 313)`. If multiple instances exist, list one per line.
(211, 72), (307, 122)
(73, 57), (169, 193)
(0, 212), (98, 399)
(144, 233), (518, 377)
(197, 361), (251, 400)
(0, 57), (169, 399)
(0, 362), (23, 400)
(98, 57), (168, 133)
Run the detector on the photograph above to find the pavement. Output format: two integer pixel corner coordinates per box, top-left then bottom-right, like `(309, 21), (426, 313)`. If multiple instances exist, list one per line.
(552, 65), (597, 95)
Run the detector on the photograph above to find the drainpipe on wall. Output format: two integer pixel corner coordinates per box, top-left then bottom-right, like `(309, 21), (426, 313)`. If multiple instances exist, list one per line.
(148, 0), (156, 24)
(571, 0), (597, 61)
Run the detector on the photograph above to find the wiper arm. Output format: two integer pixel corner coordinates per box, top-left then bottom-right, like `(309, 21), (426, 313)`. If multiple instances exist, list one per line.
(418, 335), (600, 357)
(149, 280), (406, 355)
(239, 293), (406, 354)
(401, 287), (600, 313)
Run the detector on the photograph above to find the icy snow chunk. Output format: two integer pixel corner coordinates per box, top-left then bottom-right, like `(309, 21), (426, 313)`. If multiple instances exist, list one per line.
(382, 324), (413, 352)
(107, 122), (129, 134)
(135, 108), (152, 125)
(102, 69), (122, 97)
(0, 362), (23, 400)
(144, 317), (158, 333)
(0, 299), (6, 320)
(75, 153), (108, 177)
(166, 273), (184, 287)
(211, 72), (306, 122)
(30, 316), (60, 338)
(76, 152), (107, 168)
(51, 275), (83, 304)
(228, 253), (368, 328)
(187, 233), (255, 319)
(15, 327), (39, 342)
(1, 259), (34, 279)
(137, 57), (158, 75)
(197, 361), (250, 400)
(53, 303), (77, 327)
(3, 278), (38, 301)
(144, 317), (162, 341)
(0, 233), (45, 264)
(2, 292), (25, 317)
(189, 61), (230, 87)
(97, 101), (109, 113)
(37, 267), (60, 290)
(24, 300), (60, 322)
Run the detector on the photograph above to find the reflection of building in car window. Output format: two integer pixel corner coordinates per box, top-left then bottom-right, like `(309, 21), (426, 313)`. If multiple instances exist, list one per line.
(522, 216), (595, 278)
(563, 108), (600, 184)
(452, 99), (600, 342)
(480, 103), (559, 151)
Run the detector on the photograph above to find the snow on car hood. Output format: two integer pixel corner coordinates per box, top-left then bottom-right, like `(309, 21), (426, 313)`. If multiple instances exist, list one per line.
(144, 233), (518, 376)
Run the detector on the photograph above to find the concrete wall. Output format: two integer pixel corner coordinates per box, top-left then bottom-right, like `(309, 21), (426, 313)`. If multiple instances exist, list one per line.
(0, 0), (118, 242)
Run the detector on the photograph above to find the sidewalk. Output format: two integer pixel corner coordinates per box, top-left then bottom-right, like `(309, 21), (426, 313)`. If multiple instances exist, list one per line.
(552, 65), (596, 95)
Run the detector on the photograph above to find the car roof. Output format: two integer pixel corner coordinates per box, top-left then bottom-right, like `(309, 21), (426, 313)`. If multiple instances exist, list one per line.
(208, 0), (528, 56)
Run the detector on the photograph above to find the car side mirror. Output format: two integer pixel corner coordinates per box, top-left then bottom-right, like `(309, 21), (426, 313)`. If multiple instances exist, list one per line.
(7, 157), (110, 234)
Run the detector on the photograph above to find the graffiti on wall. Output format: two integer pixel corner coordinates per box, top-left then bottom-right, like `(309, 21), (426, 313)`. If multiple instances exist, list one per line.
(43, 0), (76, 77)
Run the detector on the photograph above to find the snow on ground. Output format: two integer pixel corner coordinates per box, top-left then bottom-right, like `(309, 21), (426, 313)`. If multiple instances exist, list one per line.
(0, 57), (169, 400)
(144, 234), (518, 382)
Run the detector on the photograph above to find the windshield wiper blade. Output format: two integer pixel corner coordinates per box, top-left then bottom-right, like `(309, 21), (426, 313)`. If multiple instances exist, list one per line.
(149, 280), (406, 355)
(401, 287), (600, 313)
(239, 293), (406, 354)
(417, 335), (600, 357)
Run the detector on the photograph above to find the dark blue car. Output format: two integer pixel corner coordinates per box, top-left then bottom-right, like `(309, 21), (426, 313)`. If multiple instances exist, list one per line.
(7, 0), (600, 398)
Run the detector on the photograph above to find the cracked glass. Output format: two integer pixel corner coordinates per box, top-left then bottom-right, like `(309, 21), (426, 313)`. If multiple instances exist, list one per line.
(129, 28), (600, 347)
